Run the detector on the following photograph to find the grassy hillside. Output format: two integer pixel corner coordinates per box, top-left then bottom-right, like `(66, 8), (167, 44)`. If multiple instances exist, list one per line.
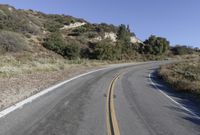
(0, 4), (146, 59)
(0, 5), (120, 76)
(0, 5), (147, 79)
(159, 56), (200, 98)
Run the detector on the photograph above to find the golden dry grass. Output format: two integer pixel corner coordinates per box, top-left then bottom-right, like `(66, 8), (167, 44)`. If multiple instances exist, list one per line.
(0, 53), (111, 78)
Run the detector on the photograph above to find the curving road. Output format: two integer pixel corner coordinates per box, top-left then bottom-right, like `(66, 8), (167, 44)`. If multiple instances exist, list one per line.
(0, 61), (199, 135)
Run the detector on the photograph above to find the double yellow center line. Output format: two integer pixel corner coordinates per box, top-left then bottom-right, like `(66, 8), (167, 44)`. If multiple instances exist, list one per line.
(106, 74), (121, 135)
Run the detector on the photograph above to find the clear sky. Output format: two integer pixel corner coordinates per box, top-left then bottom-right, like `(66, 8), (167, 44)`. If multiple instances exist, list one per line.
(1, 0), (200, 47)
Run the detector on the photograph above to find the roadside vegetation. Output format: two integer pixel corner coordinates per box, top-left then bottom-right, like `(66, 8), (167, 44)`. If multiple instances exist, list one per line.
(0, 4), (200, 110)
(0, 30), (28, 53)
(1, 4), (200, 79)
(159, 56), (200, 98)
(1, 4), (199, 78)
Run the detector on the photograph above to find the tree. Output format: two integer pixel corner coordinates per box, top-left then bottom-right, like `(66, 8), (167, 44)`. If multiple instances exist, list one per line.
(93, 38), (121, 60)
(116, 24), (132, 53)
(117, 24), (130, 41)
(143, 35), (170, 55)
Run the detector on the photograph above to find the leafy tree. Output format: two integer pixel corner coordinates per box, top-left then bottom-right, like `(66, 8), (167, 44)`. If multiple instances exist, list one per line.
(143, 35), (170, 55)
(116, 24), (132, 53)
(93, 38), (121, 60)
(117, 24), (130, 41)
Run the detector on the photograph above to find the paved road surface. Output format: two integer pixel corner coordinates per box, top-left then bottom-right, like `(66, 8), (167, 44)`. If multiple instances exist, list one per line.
(0, 61), (199, 135)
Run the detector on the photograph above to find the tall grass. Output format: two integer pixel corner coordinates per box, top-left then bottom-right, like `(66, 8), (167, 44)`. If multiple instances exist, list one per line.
(0, 55), (65, 77)
(0, 54), (112, 78)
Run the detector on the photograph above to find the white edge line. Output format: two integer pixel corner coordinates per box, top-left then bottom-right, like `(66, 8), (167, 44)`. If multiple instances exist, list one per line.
(149, 73), (200, 119)
(0, 63), (137, 118)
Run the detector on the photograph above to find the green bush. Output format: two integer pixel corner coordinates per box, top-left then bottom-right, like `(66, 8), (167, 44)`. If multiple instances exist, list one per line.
(143, 35), (170, 55)
(43, 32), (81, 59)
(93, 38), (121, 60)
(63, 42), (80, 60)
(43, 32), (66, 55)
(171, 45), (194, 55)
(97, 23), (118, 33)
(44, 22), (63, 32)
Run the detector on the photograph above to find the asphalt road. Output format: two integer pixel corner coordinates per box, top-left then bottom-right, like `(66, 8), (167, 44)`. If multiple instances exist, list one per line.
(0, 61), (199, 135)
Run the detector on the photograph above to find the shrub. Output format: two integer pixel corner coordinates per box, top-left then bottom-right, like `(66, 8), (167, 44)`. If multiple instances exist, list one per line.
(143, 35), (170, 55)
(0, 5), (41, 35)
(93, 38), (121, 60)
(43, 32), (66, 55)
(0, 30), (28, 53)
(171, 45), (194, 55)
(63, 42), (80, 60)
(97, 23), (118, 33)
(43, 32), (81, 59)
(44, 14), (81, 32)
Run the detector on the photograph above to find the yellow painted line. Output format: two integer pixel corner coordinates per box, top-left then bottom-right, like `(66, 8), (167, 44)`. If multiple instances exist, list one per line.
(106, 85), (112, 135)
(106, 74), (121, 135)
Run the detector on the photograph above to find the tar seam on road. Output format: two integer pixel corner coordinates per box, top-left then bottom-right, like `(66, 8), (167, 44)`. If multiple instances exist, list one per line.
(149, 72), (200, 120)
(106, 74), (121, 135)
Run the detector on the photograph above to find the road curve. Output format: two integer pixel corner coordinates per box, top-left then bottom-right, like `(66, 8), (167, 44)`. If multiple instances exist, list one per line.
(0, 61), (199, 135)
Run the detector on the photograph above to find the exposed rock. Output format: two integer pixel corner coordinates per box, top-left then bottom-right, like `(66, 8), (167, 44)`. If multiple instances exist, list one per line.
(104, 32), (117, 42)
(130, 36), (143, 44)
(61, 22), (86, 30)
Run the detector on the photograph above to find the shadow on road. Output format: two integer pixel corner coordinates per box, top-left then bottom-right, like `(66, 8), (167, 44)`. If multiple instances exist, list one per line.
(148, 69), (200, 126)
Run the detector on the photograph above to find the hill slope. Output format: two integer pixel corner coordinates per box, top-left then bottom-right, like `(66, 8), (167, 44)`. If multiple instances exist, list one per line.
(0, 4), (142, 57)
(0, 4), (145, 110)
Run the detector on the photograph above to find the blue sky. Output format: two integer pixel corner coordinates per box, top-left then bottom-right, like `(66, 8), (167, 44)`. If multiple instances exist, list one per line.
(1, 0), (200, 47)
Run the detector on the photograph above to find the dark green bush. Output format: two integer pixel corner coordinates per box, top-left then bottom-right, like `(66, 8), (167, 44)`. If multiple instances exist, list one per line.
(171, 45), (194, 55)
(93, 38), (121, 60)
(43, 32), (66, 55)
(43, 32), (81, 59)
(143, 35), (170, 55)
(63, 42), (80, 60)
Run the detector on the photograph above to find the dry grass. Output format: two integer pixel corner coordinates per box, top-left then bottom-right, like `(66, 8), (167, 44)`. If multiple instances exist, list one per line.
(0, 65), (102, 110)
(159, 56), (200, 97)
(0, 53), (110, 78)
(0, 53), (112, 110)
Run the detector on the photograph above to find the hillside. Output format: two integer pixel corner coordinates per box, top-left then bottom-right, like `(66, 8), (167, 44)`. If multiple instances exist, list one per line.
(0, 4), (145, 109)
(0, 4), (155, 81)
(0, 4), (142, 58)
(0, 4), (199, 110)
